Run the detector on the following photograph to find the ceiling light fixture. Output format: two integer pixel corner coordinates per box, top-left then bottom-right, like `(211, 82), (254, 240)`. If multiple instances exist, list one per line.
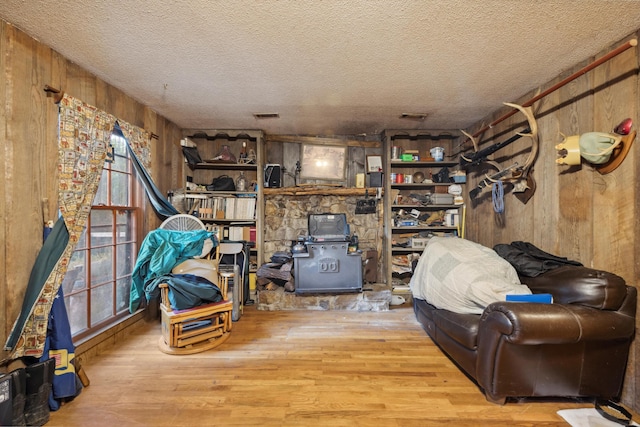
(400, 113), (428, 120)
(253, 113), (280, 119)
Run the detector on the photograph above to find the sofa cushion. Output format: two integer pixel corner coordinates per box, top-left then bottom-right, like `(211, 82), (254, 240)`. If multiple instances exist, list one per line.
(519, 265), (627, 310)
(433, 310), (481, 350)
(410, 237), (531, 314)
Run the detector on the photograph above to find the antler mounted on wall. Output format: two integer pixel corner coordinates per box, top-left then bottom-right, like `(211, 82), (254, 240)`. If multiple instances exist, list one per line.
(502, 102), (539, 204)
(460, 38), (637, 205)
(461, 102), (538, 204)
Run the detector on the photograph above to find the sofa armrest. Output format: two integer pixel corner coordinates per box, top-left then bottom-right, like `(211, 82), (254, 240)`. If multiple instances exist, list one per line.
(476, 300), (635, 404)
(479, 302), (635, 345)
(519, 265), (628, 310)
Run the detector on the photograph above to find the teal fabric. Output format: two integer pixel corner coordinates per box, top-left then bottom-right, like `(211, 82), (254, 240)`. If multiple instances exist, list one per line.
(4, 218), (69, 350)
(129, 229), (215, 313)
(116, 122), (179, 220)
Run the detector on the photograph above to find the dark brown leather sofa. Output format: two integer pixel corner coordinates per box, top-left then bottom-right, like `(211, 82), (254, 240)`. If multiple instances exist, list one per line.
(413, 265), (637, 404)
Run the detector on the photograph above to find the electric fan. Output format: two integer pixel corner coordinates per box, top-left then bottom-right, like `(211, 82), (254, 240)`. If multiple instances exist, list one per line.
(159, 214), (206, 231)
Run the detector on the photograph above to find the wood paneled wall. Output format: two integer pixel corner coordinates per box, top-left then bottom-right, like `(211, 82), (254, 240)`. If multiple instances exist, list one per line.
(0, 20), (182, 364)
(2, 14), (639, 413)
(463, 31), (640, 411)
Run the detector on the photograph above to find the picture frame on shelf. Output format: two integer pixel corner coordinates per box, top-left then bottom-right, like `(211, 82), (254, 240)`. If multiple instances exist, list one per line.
(366, 155), (383, 173)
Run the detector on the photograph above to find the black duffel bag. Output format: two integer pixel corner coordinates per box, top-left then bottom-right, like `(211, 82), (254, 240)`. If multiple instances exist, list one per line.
(206, 175), (236, 191)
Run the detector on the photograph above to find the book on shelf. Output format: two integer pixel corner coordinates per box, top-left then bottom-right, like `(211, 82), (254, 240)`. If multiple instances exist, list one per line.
(196, 195), (256, 220)
(217, 224), (257, 244)
(225, 197), (236, 219)
(228, 226), (252, 241)
(234, 197), (256, 219)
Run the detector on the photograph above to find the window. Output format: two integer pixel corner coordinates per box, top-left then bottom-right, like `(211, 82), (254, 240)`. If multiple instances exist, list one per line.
(61, 132), (141, 340)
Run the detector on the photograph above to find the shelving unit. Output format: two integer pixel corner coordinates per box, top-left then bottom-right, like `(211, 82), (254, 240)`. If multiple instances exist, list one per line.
(180, 129), (264, 272)
(382, 130), (465, 287)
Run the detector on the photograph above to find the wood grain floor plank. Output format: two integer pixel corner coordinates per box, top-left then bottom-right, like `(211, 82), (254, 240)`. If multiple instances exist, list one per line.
(48, 305), (637, 426)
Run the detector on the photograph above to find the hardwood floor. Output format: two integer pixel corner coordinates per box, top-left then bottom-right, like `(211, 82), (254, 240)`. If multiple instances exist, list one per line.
(48, 304), (632, 426)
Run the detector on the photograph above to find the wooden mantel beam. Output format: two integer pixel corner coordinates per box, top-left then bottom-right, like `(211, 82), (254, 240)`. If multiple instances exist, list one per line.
(265, 134), (380, 148)
(263, 186), (382, 196)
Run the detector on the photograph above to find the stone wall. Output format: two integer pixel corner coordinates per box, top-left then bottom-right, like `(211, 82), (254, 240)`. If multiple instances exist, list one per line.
(263, 192), (384, 280)
(257, 284), (391, 311)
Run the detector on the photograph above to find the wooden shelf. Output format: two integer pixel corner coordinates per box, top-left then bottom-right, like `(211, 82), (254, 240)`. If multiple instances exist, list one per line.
(383, 129), (465, 286)
(190, 162), (257, 171)
(390, 161), (458, 168)
(393, 204), (460, 209)
(182, 128), (265, 266)
(390, 183), (451, 188)
(200, 218), (256, 223)
(391, 226), (459, 232)
(392, 247), (428, 253)
(186, 190), (258, 197)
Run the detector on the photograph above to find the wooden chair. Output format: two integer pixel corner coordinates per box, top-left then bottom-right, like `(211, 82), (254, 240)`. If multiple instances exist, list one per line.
(158, 258), (233, 355)
(215, 242), (246, 321)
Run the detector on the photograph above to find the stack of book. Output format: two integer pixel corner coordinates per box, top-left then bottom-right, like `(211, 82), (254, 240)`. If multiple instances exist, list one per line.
(197, 196), (256, 220)
(209, 224), (257, 245)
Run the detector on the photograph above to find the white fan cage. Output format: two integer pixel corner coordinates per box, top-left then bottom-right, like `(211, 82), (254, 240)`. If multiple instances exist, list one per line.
(159, 214), (206, 231)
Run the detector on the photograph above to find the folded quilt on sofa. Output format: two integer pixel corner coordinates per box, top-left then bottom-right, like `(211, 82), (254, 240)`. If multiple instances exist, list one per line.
(409, 237), (531, 314)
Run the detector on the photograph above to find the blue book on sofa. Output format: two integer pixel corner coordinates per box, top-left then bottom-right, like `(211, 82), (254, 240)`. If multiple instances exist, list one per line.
(506, 293), (553, 304)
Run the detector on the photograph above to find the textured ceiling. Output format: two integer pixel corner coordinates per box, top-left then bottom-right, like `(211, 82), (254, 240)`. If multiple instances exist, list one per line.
(1, 1), (640, 136)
